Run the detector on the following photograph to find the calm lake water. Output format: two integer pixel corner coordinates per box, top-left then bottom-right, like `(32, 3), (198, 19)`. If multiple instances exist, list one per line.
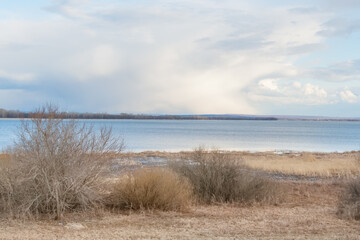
(1, 119), (360, 152)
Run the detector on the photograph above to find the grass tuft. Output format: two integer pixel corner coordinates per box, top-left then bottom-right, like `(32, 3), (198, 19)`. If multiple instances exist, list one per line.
(106, 167), (193, 211)
(337, 178), (360, 220)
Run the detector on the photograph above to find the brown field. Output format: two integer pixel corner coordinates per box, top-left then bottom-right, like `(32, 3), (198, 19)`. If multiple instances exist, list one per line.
(120, 150), (360, 177)
(1, 151), (360, 239)
(242, 151), (360, 177)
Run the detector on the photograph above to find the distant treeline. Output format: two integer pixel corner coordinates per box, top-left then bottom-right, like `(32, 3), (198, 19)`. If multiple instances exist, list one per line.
(0, 109), (277, 120)
(0, 109), (30, 118)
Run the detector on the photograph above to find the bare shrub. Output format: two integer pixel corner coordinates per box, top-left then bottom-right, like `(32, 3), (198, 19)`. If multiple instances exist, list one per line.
(171, 148), (282, 204)
(106, 167), (193, 211)
(0, 154), (12, 168)
(337, 178), (360, 220)
(0, 104), (123, 219)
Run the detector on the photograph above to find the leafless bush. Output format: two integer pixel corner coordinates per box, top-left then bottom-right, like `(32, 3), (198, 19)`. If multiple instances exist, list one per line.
(0, 104), (123, 219)
(106, 167), (193, 211)
(337, 178), (360, 220)
(171, 148), (282, 204)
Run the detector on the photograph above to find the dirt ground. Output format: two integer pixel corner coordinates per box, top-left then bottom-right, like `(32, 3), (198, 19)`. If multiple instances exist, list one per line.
(1, 151), (360, 239)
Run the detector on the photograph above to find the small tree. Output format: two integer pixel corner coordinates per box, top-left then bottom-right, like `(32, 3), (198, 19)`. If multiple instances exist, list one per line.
(0, 104), (123, 219)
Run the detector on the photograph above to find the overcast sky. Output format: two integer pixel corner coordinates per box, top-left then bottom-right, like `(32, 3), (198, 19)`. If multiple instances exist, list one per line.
(1, 0), (360, 117)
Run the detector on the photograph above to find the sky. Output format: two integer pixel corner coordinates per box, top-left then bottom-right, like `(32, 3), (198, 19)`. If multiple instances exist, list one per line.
(0, 0), (360, 117)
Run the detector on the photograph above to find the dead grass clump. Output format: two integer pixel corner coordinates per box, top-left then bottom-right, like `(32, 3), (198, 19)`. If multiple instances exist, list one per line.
(337, 178), (360, 220)
(107, 168), (193, 211)
(0, 104), (123, 219)
(171, 148), (282, 204)
(302, 152), (316, 162)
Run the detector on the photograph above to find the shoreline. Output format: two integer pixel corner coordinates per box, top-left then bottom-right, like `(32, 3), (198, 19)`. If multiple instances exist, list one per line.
(121, 149), (360, 155)
(1, 117), (360, 122)
(116, 150), (360, 179)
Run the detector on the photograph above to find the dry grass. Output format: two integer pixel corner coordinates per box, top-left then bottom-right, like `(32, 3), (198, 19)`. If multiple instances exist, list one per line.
(243, 151), (360, 177)
(337, 178), (360, 220)
(106, 167), (193, 211)
(0, 181), (359, 240)
(118, 150), (360, 178)
(171, 148), (283, 204)
(1, 147), (359, 238)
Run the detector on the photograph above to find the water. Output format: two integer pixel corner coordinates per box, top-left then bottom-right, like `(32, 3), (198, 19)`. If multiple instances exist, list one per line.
(1, 119), (360, 152)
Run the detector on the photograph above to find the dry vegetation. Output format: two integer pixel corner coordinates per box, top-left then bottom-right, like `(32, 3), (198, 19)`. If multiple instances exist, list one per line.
(0, 182), (359, 239)
(106, 167), (193, 211)
(0, 105), (123, 219)
(171, 148), (282, 204)
(121, 150), (360, 178)
(338, 178), (360, 220)
(0, 153), (11, 168)
(242, 151), (360, 177)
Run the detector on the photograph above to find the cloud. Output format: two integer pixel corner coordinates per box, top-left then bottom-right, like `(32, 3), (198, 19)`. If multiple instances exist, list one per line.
(258, 79), (279, 91)
(303, 83), (327, 98)
(44, 0), (93, 20)
(320, 0), (360, 10)
(212, 36), (272, 51)
(293, 81), (302, 89)
(289, 7), (318, 14)
(0, 70), (35, 82)
(286, 43), (325, 55)
(340, 89), (358, 103)
(254, 80), (329, 105)
(0, 0), (359, 116)
(66, 45), (121, 79)
(318, 18), (360, 37)
(305, 59), (360, 82)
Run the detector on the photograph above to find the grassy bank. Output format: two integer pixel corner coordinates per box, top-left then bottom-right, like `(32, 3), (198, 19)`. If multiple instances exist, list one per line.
(1, 114), (360, 239)
(118, 150), (360, 177)
(0, 160), (359, 239)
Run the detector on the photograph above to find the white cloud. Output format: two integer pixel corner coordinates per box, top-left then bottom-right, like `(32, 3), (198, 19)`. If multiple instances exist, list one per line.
(293, 81), (302, 88)
(67, 45), (121, 79)
(304, 83), (327, 98)
(250, 80), (330, 105)
(259, 79), (279, 91)
(0, 0), (359, 115)
(0, 69), (35, 82)
(340, 89), (358, 103)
